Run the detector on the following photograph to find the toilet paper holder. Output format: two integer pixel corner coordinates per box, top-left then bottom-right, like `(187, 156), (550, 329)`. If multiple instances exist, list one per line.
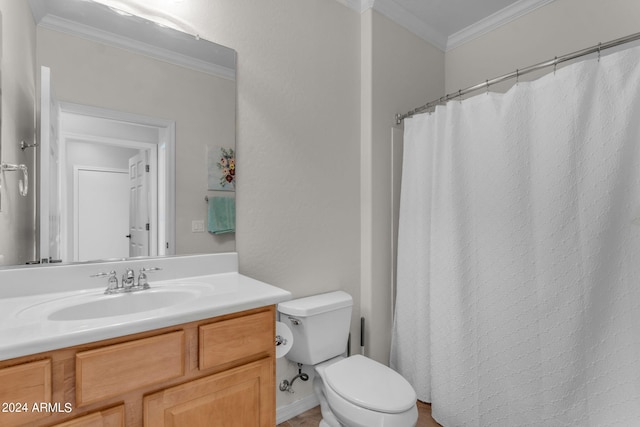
(275, 335), (288, 347)
(275, 321), (293, 359)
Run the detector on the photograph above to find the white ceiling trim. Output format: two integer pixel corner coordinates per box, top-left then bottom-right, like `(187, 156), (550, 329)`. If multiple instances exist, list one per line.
(346, 0), (556, 52)
(342, 0), (447, 50)
(446, 0), (556, 51)
(38, 14), (236, 80)
(373, 0), (448, 51)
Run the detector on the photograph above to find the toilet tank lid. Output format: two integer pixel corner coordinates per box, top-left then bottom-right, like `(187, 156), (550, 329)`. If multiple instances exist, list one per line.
(278, 291), (353, 317)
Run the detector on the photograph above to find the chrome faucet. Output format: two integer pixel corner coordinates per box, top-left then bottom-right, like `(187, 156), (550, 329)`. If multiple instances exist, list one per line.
(91, 267), (161, 294)
(122, 268), (135, 289)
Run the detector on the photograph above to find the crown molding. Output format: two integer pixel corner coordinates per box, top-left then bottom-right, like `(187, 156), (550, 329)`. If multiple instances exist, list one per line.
(347, 0), (555, 52)
(361, 0), (376, 13)
(38, 14), (236, 80)
(372, 0), (448, 50)
(447, 0), (556, 51)
(344, 0), (448, 50)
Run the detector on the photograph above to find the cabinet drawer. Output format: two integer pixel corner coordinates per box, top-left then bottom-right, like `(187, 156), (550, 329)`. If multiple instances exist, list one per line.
(52, 405), (124, 427)
(0, 359), (52, 426)
(199, 309), (273, 370)
(76, 331), (184, 406)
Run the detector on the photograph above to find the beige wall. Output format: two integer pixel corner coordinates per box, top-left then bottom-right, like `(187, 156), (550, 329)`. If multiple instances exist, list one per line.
(446, 0), (640, 94)
(175, 0), (363, 409)
(0, 0), (36, 265)
(36, 27), (236, 256)
(362, 10), (444, 364)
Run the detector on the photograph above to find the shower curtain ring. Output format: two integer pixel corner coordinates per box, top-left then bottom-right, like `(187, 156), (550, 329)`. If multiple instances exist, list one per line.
(516, 69), (520, 85)
(553, 56), (558, 74)
(485, 80), (489, 94)
(597, 42), (602, 62)
(458, 89), (462, 104)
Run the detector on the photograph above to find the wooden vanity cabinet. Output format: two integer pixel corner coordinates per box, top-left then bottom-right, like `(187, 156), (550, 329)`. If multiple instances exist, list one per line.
(0, 305), (275, 427)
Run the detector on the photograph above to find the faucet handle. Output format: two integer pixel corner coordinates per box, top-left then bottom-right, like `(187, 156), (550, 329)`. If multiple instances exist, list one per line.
(91, 271), (119, 293)
(137, 267), (162, 289)
(90, 271), (111, 278)
(90, 270), (118, 280)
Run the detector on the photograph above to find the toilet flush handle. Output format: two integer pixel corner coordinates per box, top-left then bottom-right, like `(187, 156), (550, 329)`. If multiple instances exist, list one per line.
(288, 316), (301, 326)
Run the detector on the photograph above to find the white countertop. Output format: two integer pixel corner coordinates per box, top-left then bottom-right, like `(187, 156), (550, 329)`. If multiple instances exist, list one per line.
(0, 256), (292, 361)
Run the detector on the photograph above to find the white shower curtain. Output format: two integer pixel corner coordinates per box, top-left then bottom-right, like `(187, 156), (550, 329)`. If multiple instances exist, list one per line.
(391, 45), (640, 426)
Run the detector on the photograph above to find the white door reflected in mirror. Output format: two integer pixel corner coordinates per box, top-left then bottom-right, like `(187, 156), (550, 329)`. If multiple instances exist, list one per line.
(75, 167), (129, 261)
(128, 151), (151, 258)
(40, 91), (173, 263)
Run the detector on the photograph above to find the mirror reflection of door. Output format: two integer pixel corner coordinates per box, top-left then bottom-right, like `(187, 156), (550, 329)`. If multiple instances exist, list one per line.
(75, 166), (129, 261)
(60, 111), (165, 263)
(74, 148), (152, 262)
(64, 128), (159, 262)
(128, 151), (150, 257)
(38, 69), (167, 263)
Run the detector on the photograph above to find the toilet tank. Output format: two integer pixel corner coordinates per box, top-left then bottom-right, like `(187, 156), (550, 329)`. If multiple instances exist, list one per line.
(278, 291), (353, 365)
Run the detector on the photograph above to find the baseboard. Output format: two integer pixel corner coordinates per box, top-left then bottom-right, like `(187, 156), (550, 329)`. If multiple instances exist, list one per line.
(276, 394), (320, 424)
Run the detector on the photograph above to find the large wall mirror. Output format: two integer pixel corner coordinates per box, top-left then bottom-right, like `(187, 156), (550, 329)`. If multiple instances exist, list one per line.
(0, 0), (236, 268)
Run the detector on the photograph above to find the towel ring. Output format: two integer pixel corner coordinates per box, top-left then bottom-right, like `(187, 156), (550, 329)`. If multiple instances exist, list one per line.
(1, 163), (29, 196)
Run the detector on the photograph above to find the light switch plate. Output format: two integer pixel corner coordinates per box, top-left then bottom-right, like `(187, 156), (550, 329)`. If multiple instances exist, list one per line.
(191, 220), (205, 233)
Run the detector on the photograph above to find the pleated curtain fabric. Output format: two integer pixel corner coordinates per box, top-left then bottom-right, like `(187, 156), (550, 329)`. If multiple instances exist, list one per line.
(391, 45), (640, 426)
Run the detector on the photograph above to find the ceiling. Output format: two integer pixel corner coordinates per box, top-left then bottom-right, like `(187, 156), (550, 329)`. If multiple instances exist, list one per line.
(349, 0), (555, 51)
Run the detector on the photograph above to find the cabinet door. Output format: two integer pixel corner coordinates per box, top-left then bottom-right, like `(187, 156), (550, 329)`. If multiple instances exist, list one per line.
(144, 358), (274, 427)
(0, 359), (51, 426)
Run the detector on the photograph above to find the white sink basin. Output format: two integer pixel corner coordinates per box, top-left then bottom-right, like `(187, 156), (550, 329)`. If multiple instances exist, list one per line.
(17, 284), (212, 321)
(48, 289), (197, 321)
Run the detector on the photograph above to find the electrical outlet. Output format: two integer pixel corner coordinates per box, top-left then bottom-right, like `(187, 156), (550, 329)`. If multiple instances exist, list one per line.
(191, 220), (205, 233)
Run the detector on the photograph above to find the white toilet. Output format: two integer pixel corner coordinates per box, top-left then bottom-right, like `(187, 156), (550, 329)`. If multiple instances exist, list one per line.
(278, 291), (418, 427)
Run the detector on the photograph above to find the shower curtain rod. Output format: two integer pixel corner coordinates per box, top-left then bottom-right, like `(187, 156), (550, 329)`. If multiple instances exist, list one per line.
(395, 31), (640, 125)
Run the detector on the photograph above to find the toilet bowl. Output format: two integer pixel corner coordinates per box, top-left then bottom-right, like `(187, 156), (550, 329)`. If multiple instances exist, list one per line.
(314, 356), (418, 427)
(277, 291), (418, 427)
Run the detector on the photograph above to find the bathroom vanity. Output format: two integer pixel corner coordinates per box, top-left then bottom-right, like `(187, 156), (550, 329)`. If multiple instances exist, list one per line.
(0, 253), (291, 427)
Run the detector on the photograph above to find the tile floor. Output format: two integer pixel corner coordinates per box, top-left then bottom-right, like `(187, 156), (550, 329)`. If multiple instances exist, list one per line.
(277, 401), (442, 426)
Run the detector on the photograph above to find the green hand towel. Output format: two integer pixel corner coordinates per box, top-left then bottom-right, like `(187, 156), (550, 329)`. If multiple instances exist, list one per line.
(208, 196), (235, 234)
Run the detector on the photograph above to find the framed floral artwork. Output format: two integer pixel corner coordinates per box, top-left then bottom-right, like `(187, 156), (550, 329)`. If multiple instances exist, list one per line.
(208, 146), (235, 191)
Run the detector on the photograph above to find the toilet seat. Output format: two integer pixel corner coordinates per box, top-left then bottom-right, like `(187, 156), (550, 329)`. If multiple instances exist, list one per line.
(323, 355), (416, 413)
